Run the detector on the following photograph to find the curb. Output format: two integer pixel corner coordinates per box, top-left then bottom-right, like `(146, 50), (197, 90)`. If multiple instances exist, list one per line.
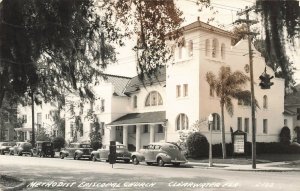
(0, 175), (27, 191)
(189, 163), (300, 172)
(224, 169), (300, 172)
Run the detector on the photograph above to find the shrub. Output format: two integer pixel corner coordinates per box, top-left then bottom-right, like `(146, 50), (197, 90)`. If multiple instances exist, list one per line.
(186, 132), (209, 158)
(245, 142), (300, 155)
(212, 143), (234, 157)
(90, 141), (102, 151)
(89, 122), (102, 150)
(52, 136), (65, 151)
(279, 126), (291, 144)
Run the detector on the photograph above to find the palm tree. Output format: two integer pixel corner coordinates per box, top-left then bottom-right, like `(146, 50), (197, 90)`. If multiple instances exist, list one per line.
(206, 66), (251, 159)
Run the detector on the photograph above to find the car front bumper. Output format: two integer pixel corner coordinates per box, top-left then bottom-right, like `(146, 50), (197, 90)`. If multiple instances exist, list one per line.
(170, 160), (187, 164)
(79, 154), (92, 158)
(116, 156), (131, 160)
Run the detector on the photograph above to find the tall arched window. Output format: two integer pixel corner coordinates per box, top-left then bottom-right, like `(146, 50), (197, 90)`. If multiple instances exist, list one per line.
(205, 39), (210, 56)
(188, 40), (193, 57)
(133, 95), (137, 108)
(212, 38), (219, 58)
(263, 95), (268, 109)
(145, 91), (163, 107)
(221, 43), (225, 59)
(211, 113), (220, 131)
(176, 113), (189, 130)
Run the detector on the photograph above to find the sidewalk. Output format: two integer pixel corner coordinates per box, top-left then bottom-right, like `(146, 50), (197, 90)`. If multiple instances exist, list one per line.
(188, 161), (300, 171)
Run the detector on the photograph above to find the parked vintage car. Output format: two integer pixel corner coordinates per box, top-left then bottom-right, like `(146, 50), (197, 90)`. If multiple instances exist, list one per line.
(60, 143), (93, 160)
(9, 142), (33, 156)
(0, 142), (16, 155)
(91, 143), (131, 163)
(131, 142), (187, 167)
(32, 141), (55, 158)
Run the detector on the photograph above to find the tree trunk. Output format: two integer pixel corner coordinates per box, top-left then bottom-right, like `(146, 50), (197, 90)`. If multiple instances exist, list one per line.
(221, 102), (227, 159)
(0, 90), (5, 109)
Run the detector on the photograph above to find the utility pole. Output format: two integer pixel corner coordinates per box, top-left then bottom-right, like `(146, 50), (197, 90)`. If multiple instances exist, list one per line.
(236, 6), (257, 169)
(31, 88), (35, 146)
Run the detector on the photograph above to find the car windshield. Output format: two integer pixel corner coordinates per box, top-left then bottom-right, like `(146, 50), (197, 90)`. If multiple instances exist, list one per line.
(80, 144), (91, 148)
(162, 144), (178, 151)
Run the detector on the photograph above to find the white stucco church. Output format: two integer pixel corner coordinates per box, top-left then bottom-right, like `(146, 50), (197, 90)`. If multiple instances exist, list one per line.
(62, 20), (290, 151)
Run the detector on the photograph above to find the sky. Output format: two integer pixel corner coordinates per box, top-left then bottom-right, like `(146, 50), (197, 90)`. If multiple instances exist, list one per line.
(105, 0), (300, 84)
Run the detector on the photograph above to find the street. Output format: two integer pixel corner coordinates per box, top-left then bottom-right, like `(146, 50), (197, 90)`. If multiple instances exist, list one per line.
(1, 155), (300, 191)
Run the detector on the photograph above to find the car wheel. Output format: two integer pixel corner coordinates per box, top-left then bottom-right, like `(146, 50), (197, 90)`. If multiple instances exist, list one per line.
(10, 151), (14, 155)
(39, 152), (42, 157)
(146, 162), (153, 166)
(1, 150), (4, 155)
(132, 156), (139, 165)
(18, 152), (22, 156)
(92, 155), (97, 162)
(157, 158), (165, 167)
(30, 152), (33, 157)
(60, 153), (65, 159)
(173, 163), (180, 167)
(74, 154), (80, 160)
(124, 159), (130, 163)
(51, 154), (54, 158)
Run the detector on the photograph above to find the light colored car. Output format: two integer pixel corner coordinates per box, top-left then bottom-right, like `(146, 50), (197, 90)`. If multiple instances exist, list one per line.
(0, 142), (16, 155)
(9, 142), (33, 156)
(91, 143), (131, 163)
(131, 142), (187, 167)
(60, 143), (93, 160)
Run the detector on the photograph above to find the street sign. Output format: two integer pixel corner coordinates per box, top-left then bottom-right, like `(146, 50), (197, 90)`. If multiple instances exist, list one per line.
(233, 130), (246, 155)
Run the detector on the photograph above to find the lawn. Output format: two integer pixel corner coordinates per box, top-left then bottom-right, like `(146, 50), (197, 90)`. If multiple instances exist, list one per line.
(270, 160), (300, 168)
(0, 175), (22, 189)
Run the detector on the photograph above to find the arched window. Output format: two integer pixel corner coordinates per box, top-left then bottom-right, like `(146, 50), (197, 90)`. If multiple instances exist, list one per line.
(205, 39), (210, 56)
(133, 95), (137, 108)
(221, 43), (225, 59)
(263, 95), (268, 109)
(145, 91), (163, 107)
(212, 38), (219, 58)
(188, 40), (193, 57)
(176, 113), (189, 130)
(178, 37), (185, 59)
(211, 113), (220, 131)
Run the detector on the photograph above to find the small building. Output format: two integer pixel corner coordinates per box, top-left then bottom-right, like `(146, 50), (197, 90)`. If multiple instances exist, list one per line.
(16, 101), (60, 142)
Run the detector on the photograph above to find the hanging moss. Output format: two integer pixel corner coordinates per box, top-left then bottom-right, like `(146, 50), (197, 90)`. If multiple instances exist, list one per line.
(257, 0), (299, 90)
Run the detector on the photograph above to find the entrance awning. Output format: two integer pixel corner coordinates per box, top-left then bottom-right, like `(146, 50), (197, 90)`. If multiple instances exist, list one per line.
(107, 111), (166, 126)
(283, 108), (297, 116)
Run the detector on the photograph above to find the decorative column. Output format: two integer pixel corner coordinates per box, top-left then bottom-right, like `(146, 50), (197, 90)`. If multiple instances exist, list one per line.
(136, 125), (141, 151)
(123, 126), (128, 148)
(27, 131), (30, 141)
(163, 122), (167, 142)
(150, 124), (155, 143)
(110, 126), (116, 141)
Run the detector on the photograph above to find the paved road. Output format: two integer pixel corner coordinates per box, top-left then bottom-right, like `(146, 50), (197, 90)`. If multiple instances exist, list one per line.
(0, 155), (300, 191)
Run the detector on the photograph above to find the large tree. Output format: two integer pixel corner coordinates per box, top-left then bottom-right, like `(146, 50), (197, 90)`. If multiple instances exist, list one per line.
(0, 0), (121, 107)
(0, 0), (186, 107)
(206, 66), (251, 159)
(256, 0), (300, 90)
